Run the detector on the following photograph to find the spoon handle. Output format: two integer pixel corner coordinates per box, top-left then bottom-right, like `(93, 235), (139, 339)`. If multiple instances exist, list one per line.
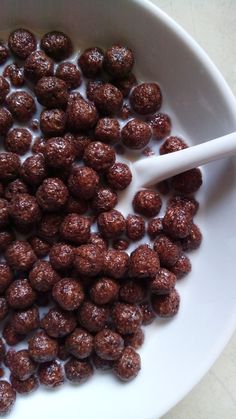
(133, 132), (236, 187)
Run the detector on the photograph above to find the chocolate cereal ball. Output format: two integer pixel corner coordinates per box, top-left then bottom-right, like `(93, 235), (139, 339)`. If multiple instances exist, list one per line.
(78, 301), (110, 333)
(151, 288), (180, 317)
(130, 82), (162, 115)
(36, 178), (69, 211)
(3, 63), (24, 87)
(0, 41), (9, 65)
(98, 209), (126, 239)
(38, 213), (63, 240)
(68, 134), (92, 160)
(129, 244), (160, 278)
(29, 236), (51, 258)
(147, 217), (163, 239)
(74, 244), (104, 277)
(170, 168), (203, 194)
(41, 31), (72, 61)
(40, 109), (66, 136)
(119, 280), (146, 304)
(31, 137), (46, 154)
(64, 195), (88, 215)
(6, 278), (36, 309)
(112, 238), (129, 251)
(94, 83), (123, 116)
(4, 128), (32, 155)
(112, 303), (142, 335)
(104, 44), (134, 77)
(38, 360), (64, 388)
(44, 137), (75, 169)
(133, 189), (162, 217)
(103, 250), (129, 279)
(0, 298), (9, 321)
(3, 322), (25, 346)
(90, 277), (119, 305)
(28, 330), (58, 363)
(20, 154), (47, 186)
(35, 76), (68, 108)
(95, 117), (120, 144)
(65, 328), (94, 359)
(106, 162), (132, 191)
(88, 233), (108, 251)
(139, 302), (155, 325)
(49, 243), (74, 271)
(29, 260), (60, 292)
(67, 97), (98, 131)
(167, 195), (199, 217)
(0, 381), (16, 415)
(86, 80), (104, 101)
(60, 214), (90, 245)
(56, 62), (81, 89)
(8, 28), (36, 59)
(0, 109), (13, 135)
(112, 73), (137, 98)
(122, 119), (152, 149)
(79, 47), (104, 78)
(10, 374), (38, 394)
(9, 193), (41, 226)
(68, 166), (99, 200)
(91, 187), (118, 214)
(0, 199), (9, 229)
(0, 340), (6, 363)
(41, 307), (76, 338)
(24, 50), (54, 82)
(180, 223), (202, 251)
(126, 214), (145, 241)
(0, 153), (20, 182)
(64, 358), (93, 383)
(170, 253), (191, 279)
(147, 113), (171, 140)
(53, 278), (84, 311)
(92, 353), (114, 371)
(153, 235), (181, 268)
(150, 268), (176, 295)
(163, 206), (193, 239)
(6, 91), (36, 122)
(83, 141), (116, 172)
(7, 349), (37, 381)
(11, 306), (39, 334)
(124, 328), (144, 349)
(114, 346), (141, 381)
(5, 241), (36, 272)
(94, 329), (124, 360)
(160, 136), (188, 155)
(0, 76), (10, 104)
(0, 230), (15, 253)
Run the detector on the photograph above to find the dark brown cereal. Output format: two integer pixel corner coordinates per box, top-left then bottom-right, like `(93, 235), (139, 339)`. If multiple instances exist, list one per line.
(3, 322), (25, 346)
(20, 154), (47, 186)
(0, 108), (13, 135)
(4, 179), (28, 201)
(0, 41), (9, 65)
(0, 339), (6, 362)
(150, 268), (176, 295)
(93, 83), (123, 116)
(95, 117), (120, 144)
(10, 374), (38, 394)
(147, 217), (163, 239)
(90, 277), (119, 305)
(83, 141), (116, 172)
(3, 63), (24, 87)
(88, 233), (108, 252)
(8, 28), (36, 59)
(86, 80), (104, 101)
(64, 358), (93, 383)
(64, 195), (88, 215)
(60, 214), (90, 245)
(78, 301), (110, 333)
(147, 113), (171, 140)
(35, 76), (68, 108)
(180, 223), (202, 251)
(129, 244), (160, 278)
(6, 278), (36, 309)
(37, 213), (63, 240)
(0, 76), (10, 104)
(41, 31), (72, 61)
(104, 44), (134, 77)
(122, 119), (152, 149)
(130, 82), (162, 115)
(24, 50), (54, 82)
(114, 346), (141, 381)
(91, 187), (118, 214)
(0, 381), (16, 415)
(119, 103), (133, 120)
(68, 166), (99, 200)
(40, 109), (67, 136)
(103, 250), (129, 279)
(5, 241), (36, 272)
(163, 206), (193, 239)
(79, 47), (104, 78)
(57, 341), (69, 361)
(0, 199), (9, 229)
(36, 177), (69, 211)
(7, 349), (37, 381)
(38, 360), (64, 388)
(170, 253), (192, 279)
(49, 243), (74, 272)
(160, 136), (188, 155)
(97, 209), (126, 239)
(41, 307), (76, 338)
(112, 303), (142, 335)
(67, 97), (99, 132)
(0, 262), (13, 293)
(11, 306), (39, 334)
(170, 168), (203, 194)
(133, 189), (162, 217)
(31, 137), (46, 154)
(0, 183), (4, 197)
(94, 329), (124, 360)
(106, 162), (132, 191)
(6, 91), (36, 122)
(56, 62), (81, 89)
(153, 234), (181, 268)
(142, 146), (155, 157)
(126, 214), (145, 241)
(92, 353), (114, 371)
(119, 280), (146, 304)
(65, 328), (94, 359)
(44, 137), (75, 169)
(0, 298), (9, 321)
(52, 278), (84, 311)
(67, 134), (91, 160)
(29, 236), (51, 258)
(151, 289), (180, 317)
(112, 73), (137, 98)
(168, 195), (199, 217)
(29, 260), (60, 292)
(28, 330), (58, 363)
(9, 193), (41, 226)
(74, 244), (104, 277)
(139, 301), (156, 325)
(124, 328), (144, 349)
(112, 238), (130, 251)
(0, 230), (15, 253)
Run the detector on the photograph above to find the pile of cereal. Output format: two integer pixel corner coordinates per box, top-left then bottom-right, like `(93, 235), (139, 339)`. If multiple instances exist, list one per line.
(0, 28), (202, 414)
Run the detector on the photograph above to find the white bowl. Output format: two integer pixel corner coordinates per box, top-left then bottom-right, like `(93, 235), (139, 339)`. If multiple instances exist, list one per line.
(2, 0), (236, 418)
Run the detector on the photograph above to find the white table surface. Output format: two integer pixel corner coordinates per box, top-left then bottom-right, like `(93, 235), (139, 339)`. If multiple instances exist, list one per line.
(148, 1), (236, 418)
